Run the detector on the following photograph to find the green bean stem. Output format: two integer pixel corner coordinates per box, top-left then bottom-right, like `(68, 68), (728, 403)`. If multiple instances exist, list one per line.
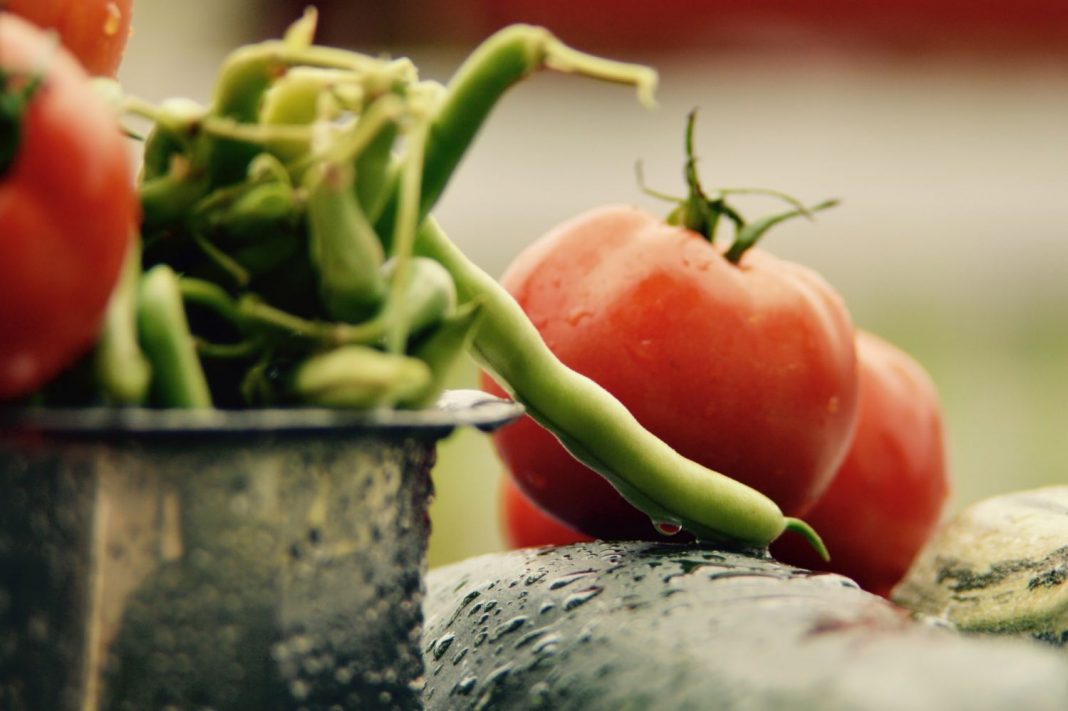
(304, 160), (387, 321)
(416, 218), (823, 550)
(382, 102), (432, 354)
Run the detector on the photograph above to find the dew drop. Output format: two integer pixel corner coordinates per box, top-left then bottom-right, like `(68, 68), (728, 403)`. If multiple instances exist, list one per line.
(565, 308), (593, 326)
(103, 2), (122, 36)
(654, 520), (683, 536)
(532, 632), (563, 656)
(625, 338), (657, 362)
(528, 680), (552, 707)
(431, 632), (455, 660)
(514, 626), (549, 650)
(563, 586), (603, 611)
(549, 569), (595, 590)
(453, 675), (478, 696)
(289, 680), (310, 701)
(492, 615), (528, 641)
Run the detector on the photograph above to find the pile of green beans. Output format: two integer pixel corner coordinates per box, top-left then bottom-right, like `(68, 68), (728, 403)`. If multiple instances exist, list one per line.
(85, 9), (658, 412)
(73, 10), (824, 551)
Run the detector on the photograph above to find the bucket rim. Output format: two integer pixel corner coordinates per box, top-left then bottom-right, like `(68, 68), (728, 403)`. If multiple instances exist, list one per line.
(0, 389), (523, 440)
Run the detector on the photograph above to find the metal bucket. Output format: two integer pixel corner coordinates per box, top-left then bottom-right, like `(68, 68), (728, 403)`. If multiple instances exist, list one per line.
(0, 391), (520, 711)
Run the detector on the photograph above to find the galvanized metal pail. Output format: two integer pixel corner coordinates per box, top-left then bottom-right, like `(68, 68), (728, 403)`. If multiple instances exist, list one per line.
(0, 390), (520, 711)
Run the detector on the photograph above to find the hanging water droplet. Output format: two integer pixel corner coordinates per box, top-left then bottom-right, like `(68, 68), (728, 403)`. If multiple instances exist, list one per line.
(654, 520), (683, 536)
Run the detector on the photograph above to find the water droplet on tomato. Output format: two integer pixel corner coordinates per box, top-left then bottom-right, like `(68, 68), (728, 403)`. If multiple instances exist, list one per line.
(565, 308), (592, 326)
(625, 338), (657, 362)
(104, 2), (123, 35)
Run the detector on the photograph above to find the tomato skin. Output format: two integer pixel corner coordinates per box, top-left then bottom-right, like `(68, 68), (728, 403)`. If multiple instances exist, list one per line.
(483, 204), (859, 538)
(500, 475), (594, 549)
(5, 0), (134, 77)
(771, 331), (949, 597)
(0, 15), (135, 399)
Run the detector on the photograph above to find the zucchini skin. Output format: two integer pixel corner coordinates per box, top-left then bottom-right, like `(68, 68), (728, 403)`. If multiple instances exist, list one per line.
(894, 486), (1068, 646)
(423, 541), (1068, 710)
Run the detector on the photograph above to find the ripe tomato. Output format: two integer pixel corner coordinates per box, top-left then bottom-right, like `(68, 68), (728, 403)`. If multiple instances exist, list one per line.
(482, 204), (858, 538)
(500, 475), (594, 549)
(0, 15), (136, 399)
(771, 331), (949, 597)
(4, 0), (134, 77)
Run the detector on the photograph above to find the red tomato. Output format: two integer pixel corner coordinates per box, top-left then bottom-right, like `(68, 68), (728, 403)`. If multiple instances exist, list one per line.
(482, 204), (859, 538)
(5, 0), (134, 77)
(771, 331), (949, 597)
(0, 15), (135, 399)
(500, 475), (594, 549)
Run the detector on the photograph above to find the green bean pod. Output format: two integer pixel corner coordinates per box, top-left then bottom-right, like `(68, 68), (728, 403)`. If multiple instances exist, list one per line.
(415, 219), (824, 553)
(290, 345), (431, 408)
(139, 158), (212, 232)
(261, 67), (361, 127)
(138, 265), (213, 408)
(94, 239), (152, 404)
(305, 160), (387, 322)
(375, 24), (658, 241)
(382, 256), (458, 338)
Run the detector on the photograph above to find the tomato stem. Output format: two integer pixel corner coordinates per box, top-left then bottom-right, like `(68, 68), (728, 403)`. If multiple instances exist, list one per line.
(661, 111), (838, 264)
(0, 57), (46, 177)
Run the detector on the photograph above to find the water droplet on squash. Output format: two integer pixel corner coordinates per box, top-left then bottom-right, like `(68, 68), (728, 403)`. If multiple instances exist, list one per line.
(549, 569), (595, 590)
(563, 586), (603, 610)
(431, 632), (455, 660)
(453, 675), (478, 695)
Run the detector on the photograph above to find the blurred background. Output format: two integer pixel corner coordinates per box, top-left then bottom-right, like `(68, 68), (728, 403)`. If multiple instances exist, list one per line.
(117, 1), (1068, 567)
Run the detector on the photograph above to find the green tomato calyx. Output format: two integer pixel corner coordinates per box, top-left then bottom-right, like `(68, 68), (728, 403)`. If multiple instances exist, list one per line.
(647, 110), (839, 264)
(0, 64), (46, 178)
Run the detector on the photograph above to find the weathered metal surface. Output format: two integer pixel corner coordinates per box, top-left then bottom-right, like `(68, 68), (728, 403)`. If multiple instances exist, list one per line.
(0, 391), (521, 711)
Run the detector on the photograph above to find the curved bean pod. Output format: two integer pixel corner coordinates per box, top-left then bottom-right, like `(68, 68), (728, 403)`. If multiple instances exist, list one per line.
(416, 218), (824, 552)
